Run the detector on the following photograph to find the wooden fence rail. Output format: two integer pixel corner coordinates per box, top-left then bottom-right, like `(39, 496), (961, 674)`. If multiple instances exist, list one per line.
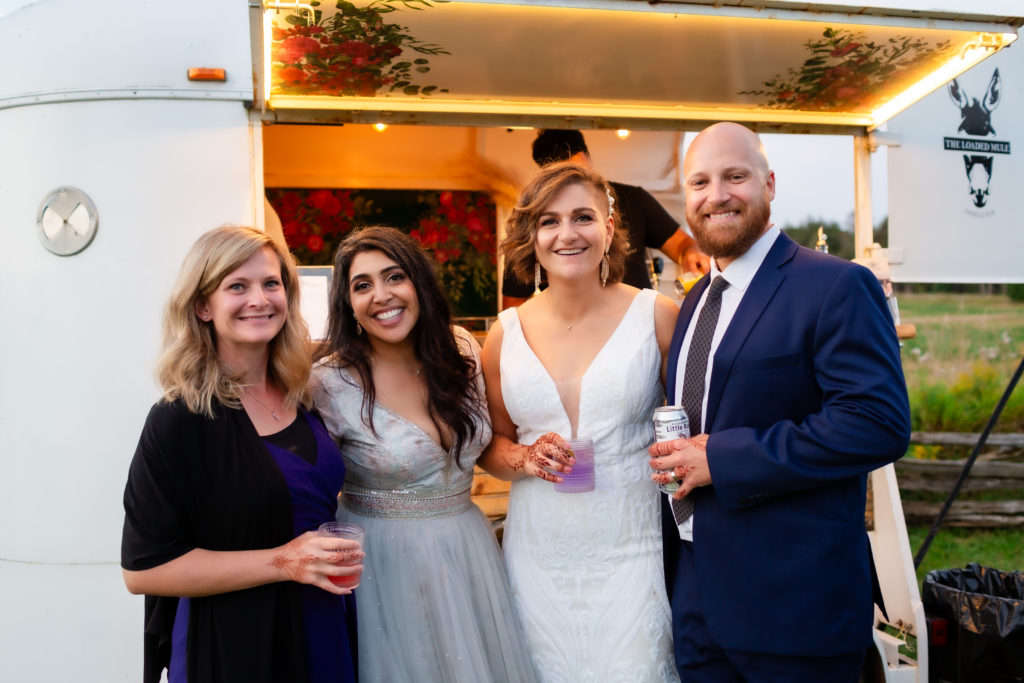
(910, 431), (1024, 447)
(897, 432), (1024, 528)
(899, 499), (1024, 528)
(893, 459), (1024, 492)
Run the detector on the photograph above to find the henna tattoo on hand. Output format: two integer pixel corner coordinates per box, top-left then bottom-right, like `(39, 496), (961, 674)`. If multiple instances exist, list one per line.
(527, 451), (555, 481)
(526, 451), (547, 469)
(326, 548), (363, 565)
(270, 545), (316, 582)
(525, 433), (568, 481)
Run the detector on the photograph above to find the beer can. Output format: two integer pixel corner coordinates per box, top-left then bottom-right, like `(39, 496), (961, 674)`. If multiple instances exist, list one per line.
(653, 406), (690, 493)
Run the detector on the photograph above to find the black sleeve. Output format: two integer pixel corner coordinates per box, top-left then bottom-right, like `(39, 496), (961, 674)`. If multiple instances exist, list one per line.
(632, 186), (681, 249)
(121, 401), (198, 571)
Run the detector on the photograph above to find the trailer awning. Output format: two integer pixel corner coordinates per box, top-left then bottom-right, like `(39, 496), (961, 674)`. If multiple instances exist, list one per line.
(252, 0), (1020, 133)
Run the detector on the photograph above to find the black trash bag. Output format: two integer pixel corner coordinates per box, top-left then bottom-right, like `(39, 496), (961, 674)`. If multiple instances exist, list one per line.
(922, 563), (1024, 683)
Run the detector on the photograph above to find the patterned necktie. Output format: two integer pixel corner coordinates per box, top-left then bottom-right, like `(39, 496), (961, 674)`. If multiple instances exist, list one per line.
(672, 275), (728, 525)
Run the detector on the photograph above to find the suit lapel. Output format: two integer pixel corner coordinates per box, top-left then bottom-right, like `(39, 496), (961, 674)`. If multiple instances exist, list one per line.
(705, 233), (799, 429)
(666, 275), (709, 402)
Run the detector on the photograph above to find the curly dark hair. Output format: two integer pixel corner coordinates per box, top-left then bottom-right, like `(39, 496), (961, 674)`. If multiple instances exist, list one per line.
(316, 226), (482, 468)
(502, 162), (631, 287)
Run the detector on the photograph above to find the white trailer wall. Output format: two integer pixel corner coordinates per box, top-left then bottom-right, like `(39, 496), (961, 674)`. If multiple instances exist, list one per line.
(0, 2), (258, 680)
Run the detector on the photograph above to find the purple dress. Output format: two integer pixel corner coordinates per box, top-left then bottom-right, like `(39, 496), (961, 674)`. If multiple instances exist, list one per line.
(170, 410), (355, 683)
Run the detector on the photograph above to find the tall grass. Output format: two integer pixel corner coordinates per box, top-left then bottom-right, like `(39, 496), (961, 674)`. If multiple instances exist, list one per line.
(898, 293), (1024, 576)
(899, 294), (1024, 433)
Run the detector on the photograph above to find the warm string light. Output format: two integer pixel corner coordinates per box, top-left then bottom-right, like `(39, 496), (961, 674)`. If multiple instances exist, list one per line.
(263, 2), (317, 105)
(268, 94), (874, 126)
(262, 12), (272, 105)
(616, 129), (631, 139)
(373, 123), (388, 132)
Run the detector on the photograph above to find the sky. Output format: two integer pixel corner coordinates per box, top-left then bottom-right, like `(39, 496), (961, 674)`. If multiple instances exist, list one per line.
(722, 134), (888, 230)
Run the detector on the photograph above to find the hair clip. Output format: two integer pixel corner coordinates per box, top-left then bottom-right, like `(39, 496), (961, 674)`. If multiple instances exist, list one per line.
(606, 187), (615, 215)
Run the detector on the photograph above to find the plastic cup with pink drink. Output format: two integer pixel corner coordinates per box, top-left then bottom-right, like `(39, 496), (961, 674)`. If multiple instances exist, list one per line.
(318, 521), (365, 589)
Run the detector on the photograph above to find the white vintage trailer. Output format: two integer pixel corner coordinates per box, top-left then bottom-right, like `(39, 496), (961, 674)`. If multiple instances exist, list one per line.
(0, 1), (1020, 681)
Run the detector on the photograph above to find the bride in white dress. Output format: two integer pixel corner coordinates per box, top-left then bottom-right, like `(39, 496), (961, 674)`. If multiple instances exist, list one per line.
(480, 162), (682, 682)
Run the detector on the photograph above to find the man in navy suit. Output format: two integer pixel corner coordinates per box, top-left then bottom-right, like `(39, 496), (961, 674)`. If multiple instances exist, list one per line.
(649, 122), (910, 682)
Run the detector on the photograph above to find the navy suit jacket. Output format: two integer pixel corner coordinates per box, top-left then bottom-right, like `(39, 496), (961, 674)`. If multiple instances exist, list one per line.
(666, 231), (910, 657)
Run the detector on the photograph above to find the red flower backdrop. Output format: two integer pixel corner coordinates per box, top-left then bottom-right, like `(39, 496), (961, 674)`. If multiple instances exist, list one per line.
(271, 188), (363, 262)
(266, 188), (497, 315)
(270, 0), (449, 98)
(411, 190), (497, 313)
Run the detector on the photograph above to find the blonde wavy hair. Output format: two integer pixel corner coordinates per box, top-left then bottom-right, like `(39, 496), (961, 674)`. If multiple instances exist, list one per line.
(155, 226), (311, 417)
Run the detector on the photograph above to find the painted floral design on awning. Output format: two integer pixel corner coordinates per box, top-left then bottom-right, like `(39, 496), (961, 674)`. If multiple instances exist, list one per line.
(740, 28), (954, 112)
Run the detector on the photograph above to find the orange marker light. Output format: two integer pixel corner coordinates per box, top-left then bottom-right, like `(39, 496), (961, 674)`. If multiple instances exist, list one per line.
(187, 68), (227, 82)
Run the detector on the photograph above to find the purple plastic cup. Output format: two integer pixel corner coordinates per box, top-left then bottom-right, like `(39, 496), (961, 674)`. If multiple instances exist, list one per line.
(555, 437), (595, 493)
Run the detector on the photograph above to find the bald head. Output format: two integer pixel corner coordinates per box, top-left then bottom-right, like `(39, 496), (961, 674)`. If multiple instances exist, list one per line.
(686, 122), (770, 178)
(683, 122), (775, 269)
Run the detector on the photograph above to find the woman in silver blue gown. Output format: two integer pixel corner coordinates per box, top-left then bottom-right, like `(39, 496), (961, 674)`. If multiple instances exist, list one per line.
(309, 226), (537, 682)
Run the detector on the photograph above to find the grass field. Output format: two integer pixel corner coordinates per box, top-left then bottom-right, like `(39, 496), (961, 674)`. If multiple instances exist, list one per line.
(907, 524), (1024, 583)
(897, 292), (1024, 577)
(899, 293), (1024, 436)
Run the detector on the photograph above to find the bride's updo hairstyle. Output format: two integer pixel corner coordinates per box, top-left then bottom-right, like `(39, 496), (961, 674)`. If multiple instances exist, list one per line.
(502, 161), (631, 287)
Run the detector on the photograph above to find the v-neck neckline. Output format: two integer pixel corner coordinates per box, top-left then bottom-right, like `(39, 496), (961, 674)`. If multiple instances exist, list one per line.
(261, 410), (321, 468)
(339, 367), (455, 456)
(512, 290), (643, 436)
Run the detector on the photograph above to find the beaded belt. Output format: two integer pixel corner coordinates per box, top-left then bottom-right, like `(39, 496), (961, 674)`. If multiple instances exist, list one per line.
(341, 482), (473, 520)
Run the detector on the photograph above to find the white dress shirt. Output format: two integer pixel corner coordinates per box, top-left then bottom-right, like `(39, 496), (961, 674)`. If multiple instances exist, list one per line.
(671, 225), (781, 540)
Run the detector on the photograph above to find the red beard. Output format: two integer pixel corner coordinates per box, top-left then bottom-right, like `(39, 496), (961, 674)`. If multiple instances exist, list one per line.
(687, 193), (772, 260)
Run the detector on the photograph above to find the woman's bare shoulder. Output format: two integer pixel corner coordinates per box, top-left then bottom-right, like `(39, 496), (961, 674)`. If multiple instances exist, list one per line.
(653, 292), (680, 343)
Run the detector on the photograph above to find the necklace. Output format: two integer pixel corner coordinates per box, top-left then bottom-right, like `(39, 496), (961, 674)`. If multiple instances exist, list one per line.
(555, 309), (588, 333)
(242, 386), (281, 421)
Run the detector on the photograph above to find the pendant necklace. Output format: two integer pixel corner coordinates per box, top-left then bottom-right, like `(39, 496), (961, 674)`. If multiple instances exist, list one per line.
(556, 307), (589, 333)
(243, 386), (281, 421)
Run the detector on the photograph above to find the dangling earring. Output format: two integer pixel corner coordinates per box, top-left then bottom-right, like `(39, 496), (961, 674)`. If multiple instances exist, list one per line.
(600, 251), (610, 287)
(533, 262), (542, 297)
(354, 314), (363, 336)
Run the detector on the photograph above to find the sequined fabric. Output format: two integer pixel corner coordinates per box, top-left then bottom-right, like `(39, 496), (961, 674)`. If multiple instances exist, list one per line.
(341, 482), (472, 520)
